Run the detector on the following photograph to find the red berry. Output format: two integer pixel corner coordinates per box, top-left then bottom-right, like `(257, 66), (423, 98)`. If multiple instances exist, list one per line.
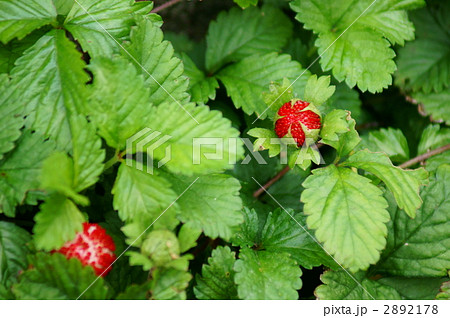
(274, 99), (321, 147)
(56, 223), (116, 276)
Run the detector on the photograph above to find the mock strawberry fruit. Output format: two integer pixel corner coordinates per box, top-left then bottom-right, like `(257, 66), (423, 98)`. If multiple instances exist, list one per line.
(274, 99), (321, 147)
(56, 223), (116, 276)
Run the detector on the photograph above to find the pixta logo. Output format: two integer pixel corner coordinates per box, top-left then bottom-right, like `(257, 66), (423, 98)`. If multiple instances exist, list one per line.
(125, 128), (172, 174)
(126, 129), (325, 175)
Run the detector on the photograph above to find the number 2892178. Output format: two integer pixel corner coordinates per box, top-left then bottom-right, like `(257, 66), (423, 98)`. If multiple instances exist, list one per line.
(383, 305), (438, 315)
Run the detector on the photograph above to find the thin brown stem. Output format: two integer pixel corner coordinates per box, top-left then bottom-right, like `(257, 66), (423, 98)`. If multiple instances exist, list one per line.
(151, 0), (183, 13)
(253, 166), (290, 198)
(355, 121), (379, 131)
(103, 150), (120, 171)
(253, 143), (450, 198)
(399, 143), (450, 168)
(253, 143), (324, 198)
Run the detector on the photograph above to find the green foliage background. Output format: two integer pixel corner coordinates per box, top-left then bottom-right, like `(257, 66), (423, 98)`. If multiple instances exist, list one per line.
(0, 0), (449, 300)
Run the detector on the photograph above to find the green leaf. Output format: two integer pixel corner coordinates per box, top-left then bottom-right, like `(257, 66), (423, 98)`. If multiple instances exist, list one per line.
(320, 109), (352, 142)
(359, 128), (410, 163)
(0, 131), (55, 217)
(320, 110), (361, 158)
(40, 152), (88, 206)
(304, 75), (335, 106)
(301, 165), (390, 272)
(230, 150), (281, 196)
(416, 124), (450, 173)
(145, 102), (244, 175)
(259, 209), (337, 269)
(165, 174), (243, 240)
(233, 208), (336, 269)
(426, 151), (450, 173)
(86, 57), (153, 150)
(55, 0), (74, 15)
(127, 251), (153, 271)
(217, 53), (308, 118)
(7, 29), (88, 149)
(264, 168), (310, 211)
(247, 128), (281, 157)
(378, 277), (447, 300)
(395, 2), (449, 93)
(418, 125), (450, 156)
(232, 169), (279, 215)
(103, 252), (147, 297)
(149, 268), (191, 300)
(0, 32), (43, 73)
(419, 125), (450, 172)
(70, 114), (105, 192)
(116, 282), (150, 300)
(112, 163), (179, 245)
(233, 0), (258, 9)
(182, 53), (218, 103)
(284, 37), (311, 66)
(316, 270), (401, 300)
(178, 224), (201, 253)
(0, 283), (14, 300)
(33, 195), (84, 251)
(261, 77), (296, 119)
(0, 0), (56, 43)
(375, 165), (450, 276)
(231, 208), (260, 248)
(129, 248), (191, 273)
(0, 74), (23, 160)
(234, 247), (302, 300)
(437, 281), (450, 300)
(342, 150), (428, 218)
(13, 253), (109, 299)
(64, 0), (152, 58)
(206, 5), (292, 73)
(290, 148), (319, 171)
(141, 230), (180, 267)
(37, 115), (103, 201)
(115, 262), (189, 300)
(413, 90), (450, 125)
(291, 0), (424, 92)
(322, 26), (397, 92)
(288, 146), (322, 171)
(0, 221), (31, 285)
(123, 16), (190, 106)
(194, 246), (238, 300)
(164, 32), (196, 55)
(321, 82), (362, 121)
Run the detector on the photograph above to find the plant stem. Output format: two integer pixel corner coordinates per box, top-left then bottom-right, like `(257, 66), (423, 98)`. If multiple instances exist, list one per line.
(253, 144), (324, 198)
(399, 143), (450, 168)
(253, 166), (291, 198)
(252, 143), (450, 198)
(152, 0), (183, 13)
(355, 121), (379, 131)
(103, 150), (120, 171)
